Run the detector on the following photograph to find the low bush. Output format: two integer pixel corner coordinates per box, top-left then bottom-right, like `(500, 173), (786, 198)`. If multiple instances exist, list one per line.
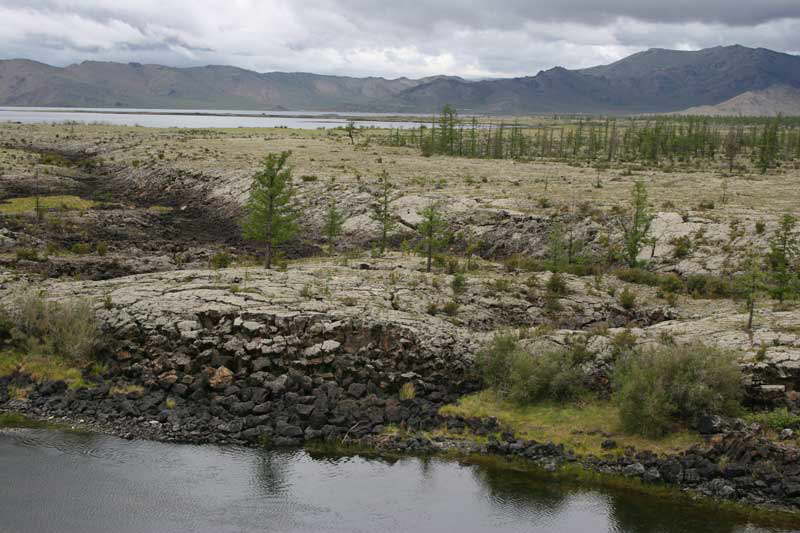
(15, 248), (40, 262)
(476, 334), (588, 404)
(618, 287), (637, 310)
(70, 242), (91, 255)
(546, 272), (569, 295)
(210, 251), (233, 269)
(745, 408), (800, 431)
(685, 274), (734, 298)
(614, 343), (742, 437)
(2, 291), (99, 363)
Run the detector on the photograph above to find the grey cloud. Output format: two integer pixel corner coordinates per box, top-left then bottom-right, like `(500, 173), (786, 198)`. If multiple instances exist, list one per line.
(1, 0), (799, 79)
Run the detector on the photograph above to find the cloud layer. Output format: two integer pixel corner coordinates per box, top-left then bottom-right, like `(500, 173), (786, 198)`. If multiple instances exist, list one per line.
(2, 1), (799, 78)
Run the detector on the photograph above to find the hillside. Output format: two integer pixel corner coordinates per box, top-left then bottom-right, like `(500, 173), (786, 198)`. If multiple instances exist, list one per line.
(1, 45), (799, 113)
(679, 85), (800, 116)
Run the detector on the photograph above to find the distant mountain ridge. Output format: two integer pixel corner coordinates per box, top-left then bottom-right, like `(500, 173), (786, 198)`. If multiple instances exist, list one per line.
(1, 45), (799, 114)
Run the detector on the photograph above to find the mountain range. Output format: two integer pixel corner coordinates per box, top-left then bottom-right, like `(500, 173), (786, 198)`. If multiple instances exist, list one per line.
(1, 45), (799, 115)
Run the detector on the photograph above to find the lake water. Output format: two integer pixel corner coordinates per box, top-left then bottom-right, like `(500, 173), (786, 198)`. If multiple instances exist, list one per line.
(0, 107), (425, 129)
(0, 427), (795, 533)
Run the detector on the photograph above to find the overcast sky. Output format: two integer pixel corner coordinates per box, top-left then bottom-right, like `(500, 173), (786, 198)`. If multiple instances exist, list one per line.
(2, 1), (800, 79)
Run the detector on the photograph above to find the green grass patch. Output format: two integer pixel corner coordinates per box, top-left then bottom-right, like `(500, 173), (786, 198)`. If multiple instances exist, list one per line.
(0, 350), (92, 389)
(0, 412), (49, 428)
(0, 195), (97, 214)
(440, 390), (701, 456)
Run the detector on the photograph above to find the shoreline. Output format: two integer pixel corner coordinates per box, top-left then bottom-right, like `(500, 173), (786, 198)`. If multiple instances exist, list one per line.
(3, 383), (800, 526)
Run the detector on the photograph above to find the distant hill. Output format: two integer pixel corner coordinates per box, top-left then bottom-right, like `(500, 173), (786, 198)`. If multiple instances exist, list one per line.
(1, 45), (800, 114)
(678, 85), (800, 116)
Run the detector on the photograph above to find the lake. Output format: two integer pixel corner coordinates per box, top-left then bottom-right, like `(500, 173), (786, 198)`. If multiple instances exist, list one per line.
(0, 107), (425, 129)
(0, 427), (794, 533)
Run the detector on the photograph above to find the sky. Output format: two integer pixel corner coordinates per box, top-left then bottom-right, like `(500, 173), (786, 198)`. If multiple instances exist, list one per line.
(2, 0), (800, 79)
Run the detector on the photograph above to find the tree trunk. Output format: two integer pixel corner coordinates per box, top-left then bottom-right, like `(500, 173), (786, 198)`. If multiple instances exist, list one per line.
(426, 240), (432, 273)
(265, 241), (272, 269)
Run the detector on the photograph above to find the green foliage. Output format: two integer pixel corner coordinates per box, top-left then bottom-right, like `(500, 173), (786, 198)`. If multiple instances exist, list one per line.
(617, 180), (653, 268)
(417, 200), (447, 272)
(15, 247), (40, 262)
(735, 252), (769, 331)
(546, 271), (568, 295)
(369, 171), (398, 255)
(476, 333), (588, 404)
(757, 116), (781, 174)
(442, 300), (460, 316)
(2, 291), (100, 363)
(618, 287), (637, 310)
(210, 251), (233, 269)
(745, 408), (800, 431)
(686, 273), (734, 298)
(671, 235), (692, 259)
(399, 382), (416, 400)
(767, 213), (799, 303)
(323, 198), (345, 255)
(242, 151), (297, 269)
(614, 344), (742, 438)
(451, 272), (466, 295)
(70, 242), (91, 255)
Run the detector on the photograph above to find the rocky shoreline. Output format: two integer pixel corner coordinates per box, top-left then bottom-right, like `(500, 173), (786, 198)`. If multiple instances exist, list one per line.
(4, 374), (800, 516)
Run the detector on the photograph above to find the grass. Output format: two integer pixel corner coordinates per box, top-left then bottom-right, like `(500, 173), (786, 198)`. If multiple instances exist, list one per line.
(0, 195), (97, 214)
(110, 384), (144, 396)
(439, 390), (701, 456)
(0, 350), (92, 389)
(0, 412), (50, 428)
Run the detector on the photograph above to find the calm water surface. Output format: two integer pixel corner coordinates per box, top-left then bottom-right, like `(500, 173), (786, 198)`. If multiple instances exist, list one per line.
(0, 107), (423, 129)
(0, 427), (796, 533)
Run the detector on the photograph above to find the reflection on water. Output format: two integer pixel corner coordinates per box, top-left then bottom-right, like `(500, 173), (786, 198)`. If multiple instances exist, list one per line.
(0, 107), (424, 129)
(0, 428), (794, 533)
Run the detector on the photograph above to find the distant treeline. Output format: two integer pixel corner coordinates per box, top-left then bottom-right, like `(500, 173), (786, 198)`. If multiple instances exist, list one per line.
(380, 106), (800, 172)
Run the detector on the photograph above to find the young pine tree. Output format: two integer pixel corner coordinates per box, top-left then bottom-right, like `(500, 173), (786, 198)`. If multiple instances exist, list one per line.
(417, 200), (447, 273)
(617, 180), (653, 268)
(768, 213), (799, 303)
(323, 199), (345, 256)
(737, 252), (767, 332)
(242, 151), (297, 269)
(369, 171), (398, 256)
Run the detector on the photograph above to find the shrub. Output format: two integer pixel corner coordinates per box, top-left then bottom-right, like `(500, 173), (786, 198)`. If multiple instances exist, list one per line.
(4, 291), (99, 363)
(96, 242), (108, 256)
(15, 247), (40, 262)
(546, 272), (568, 295)
(399, 382), (416, 400)
(442, 300), (460, 316)
(475, 333), (523, 393)
(686, 274), (734, 298)
(451, 272), (466, 295)
(614, 344), (742, 437)
(70, 242), (91, 255)
(476, 334), (587, 404)
(618, 287), (637, 310)
(506, 349), (586, 404)
(745, 408), (800, 431)
(671, 235), (692, 259)
(210, 251), (233, 269)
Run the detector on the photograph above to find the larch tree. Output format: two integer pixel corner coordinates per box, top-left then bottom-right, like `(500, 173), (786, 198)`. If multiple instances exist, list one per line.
(242, 151), (297, 269)
(323, 198), (345, 255)
(369, 170), (398, 256)
(617, 180), (654, 268)
(417, 200), (447, 273)
(768, 213), (799, 303)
